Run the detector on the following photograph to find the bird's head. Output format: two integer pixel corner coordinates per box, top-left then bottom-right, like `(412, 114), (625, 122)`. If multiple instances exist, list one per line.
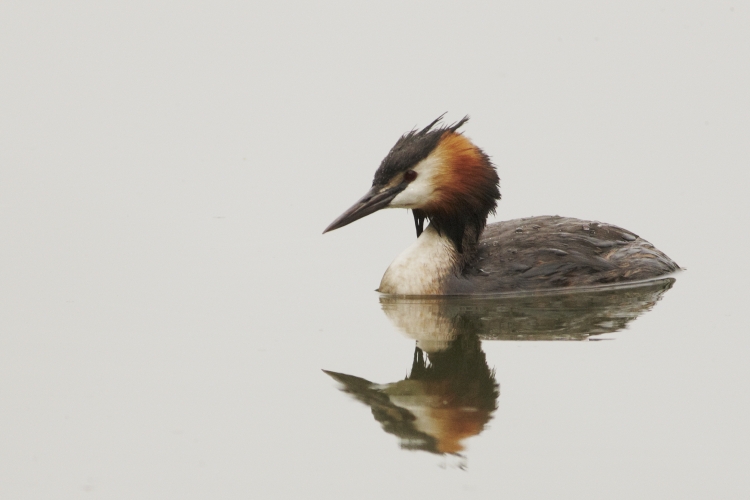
(323, 115), (500, 251)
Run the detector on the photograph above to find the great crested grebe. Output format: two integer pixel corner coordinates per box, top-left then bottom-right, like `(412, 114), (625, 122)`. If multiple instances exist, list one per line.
(323, 116), (679, 295)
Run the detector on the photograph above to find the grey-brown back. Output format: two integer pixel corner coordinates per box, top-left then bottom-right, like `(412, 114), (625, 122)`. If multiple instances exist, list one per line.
(461, 216), (680, 293)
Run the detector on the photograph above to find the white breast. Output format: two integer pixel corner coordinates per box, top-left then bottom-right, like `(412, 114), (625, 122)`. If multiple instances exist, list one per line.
(378, 225), (460, 295)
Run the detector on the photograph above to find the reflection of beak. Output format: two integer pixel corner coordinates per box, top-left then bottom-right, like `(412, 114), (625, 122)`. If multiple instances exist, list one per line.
(323, 184), (406, 233)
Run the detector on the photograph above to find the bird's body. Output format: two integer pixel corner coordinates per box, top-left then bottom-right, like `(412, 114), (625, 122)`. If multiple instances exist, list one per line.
(380, 215), (678, 295)
(325, 116), (679, 295)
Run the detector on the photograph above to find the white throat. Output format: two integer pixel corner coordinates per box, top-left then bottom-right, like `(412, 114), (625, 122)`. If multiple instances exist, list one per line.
(378, 224), (461, 295)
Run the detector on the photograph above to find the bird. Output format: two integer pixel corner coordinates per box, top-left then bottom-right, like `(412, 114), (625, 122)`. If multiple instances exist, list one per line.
(323, 115), (679, 295)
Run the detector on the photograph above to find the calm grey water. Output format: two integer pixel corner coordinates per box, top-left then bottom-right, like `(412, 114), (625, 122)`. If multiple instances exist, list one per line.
(1, 2), (749, 499)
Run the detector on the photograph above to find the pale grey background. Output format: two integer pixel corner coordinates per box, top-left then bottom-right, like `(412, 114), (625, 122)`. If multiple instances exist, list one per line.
(0, 1), (748, 499)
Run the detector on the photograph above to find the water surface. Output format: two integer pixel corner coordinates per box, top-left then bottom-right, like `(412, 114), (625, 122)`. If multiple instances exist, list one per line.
(0, 2), (748, 499)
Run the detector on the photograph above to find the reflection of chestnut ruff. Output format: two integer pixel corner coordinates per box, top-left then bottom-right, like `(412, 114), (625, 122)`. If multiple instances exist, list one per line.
(408, 333), (498, 413)
(324, 333), (499, 455)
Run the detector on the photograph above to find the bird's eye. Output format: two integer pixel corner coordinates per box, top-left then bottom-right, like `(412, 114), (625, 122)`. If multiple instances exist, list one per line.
(404, 170), (418, 182)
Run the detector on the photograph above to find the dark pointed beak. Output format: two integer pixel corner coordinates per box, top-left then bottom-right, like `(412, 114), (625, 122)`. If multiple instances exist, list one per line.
(323, 184), (405, 234)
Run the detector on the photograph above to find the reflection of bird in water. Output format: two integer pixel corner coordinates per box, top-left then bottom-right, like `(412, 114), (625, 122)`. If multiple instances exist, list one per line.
(324, 279), (675, 455)
(324, 115), (679, 295)
(325, 332), (498, 455)
(381, 278), (676, 345)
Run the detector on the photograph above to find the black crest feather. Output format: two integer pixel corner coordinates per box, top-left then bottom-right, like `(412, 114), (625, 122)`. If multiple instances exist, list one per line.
(373, 114), (469, 186)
